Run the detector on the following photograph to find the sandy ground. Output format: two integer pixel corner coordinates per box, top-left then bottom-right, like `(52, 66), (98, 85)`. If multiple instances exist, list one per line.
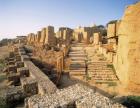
(0, 46), (11, 59)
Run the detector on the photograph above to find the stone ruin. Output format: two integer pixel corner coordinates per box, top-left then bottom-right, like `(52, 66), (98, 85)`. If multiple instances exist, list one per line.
(2, 45), (125, 108)
(73, 27), (92, 44)
(56, 27), (73, 46)
(2, 1), (140, 108)
(3, 45), (57, 103)
(97, 2), (140, 93)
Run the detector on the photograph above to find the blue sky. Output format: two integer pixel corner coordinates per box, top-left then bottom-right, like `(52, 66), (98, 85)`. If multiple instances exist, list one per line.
(0, 0), (138, 40)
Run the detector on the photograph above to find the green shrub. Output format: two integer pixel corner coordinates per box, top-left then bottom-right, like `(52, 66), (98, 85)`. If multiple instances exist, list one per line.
(122, 96), (140, 108)
(0, 59), (5, 69)
(107, 64), (116, 74)
(108, 82), (117, 86)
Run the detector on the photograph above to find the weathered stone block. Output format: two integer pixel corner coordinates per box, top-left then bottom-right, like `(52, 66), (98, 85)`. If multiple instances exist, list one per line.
(9, 52), (15, 58)
(8, 61), (15, 65)
(7, 73), (20, 85)
(15, 55), (21, 61)
(15, 61), (24, 68)
(13, 47), (18, 53)
(8, 57), (15, 62)
(17, 67), (29, 77)
(20, 77), (38, 96)
(21, 55), (30, 61)
(8, 65), (17, 72)
(19, 50), (26, 55)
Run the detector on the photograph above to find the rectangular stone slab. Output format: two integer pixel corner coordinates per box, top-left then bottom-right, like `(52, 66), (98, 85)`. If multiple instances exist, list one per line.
(17, 67), (29, 77)
(20, 77), (38, 96)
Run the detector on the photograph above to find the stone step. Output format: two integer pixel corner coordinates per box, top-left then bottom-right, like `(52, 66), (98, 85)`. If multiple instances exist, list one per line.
(69, 51), (85, 54)
(91, 76), (117, 79)
(88, 68), (113, 71)
(88, 62), (108, 64)
(71, 44), (87, 46)
(88, 71), (114, 73)
(69, 56), (86, 58)
(69, 52), (86, 55)
(70, 65), (86, 68)
(88, 73), (115, 75)
(94, 80), (118, 83)
(71, 44), (86, 46)
(70, 57), (86, 60)
(91, 77), (118, 81)
(69, 49), (84, 52)
(88, 69), (113, 71)
(70, 63), (85, 66)
(91, 75), (117, 79)
(68, 69), (85, 72)
(88, 64), (108, 66)
(88, 66), (109, 68)
(69, 72), (85, 75)
(70, 75), (84, 80)
(88, 65), (108, 67)
(70, 67), (86, 70)
(71, 60), (85, 63)
(91, 76), (118, 80)
(68, 54), (86, 57)
(88, 68), (113, 70)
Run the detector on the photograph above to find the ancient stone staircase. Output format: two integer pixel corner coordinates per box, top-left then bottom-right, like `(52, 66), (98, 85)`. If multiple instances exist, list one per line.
(68, 42), (118, 84)
(88, 61), (118, 83)
(85, 48), (118, 86)
(68, 42), (87, 80)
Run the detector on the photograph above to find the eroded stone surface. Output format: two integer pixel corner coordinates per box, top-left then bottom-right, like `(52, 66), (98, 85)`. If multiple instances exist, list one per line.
(26, 83), (125, 108)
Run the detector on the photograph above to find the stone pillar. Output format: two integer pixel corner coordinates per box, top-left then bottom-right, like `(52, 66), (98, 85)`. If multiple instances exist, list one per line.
(44, 26), (56, 46)
(40, 28), (46, 45)
(93, 32), (101, 45)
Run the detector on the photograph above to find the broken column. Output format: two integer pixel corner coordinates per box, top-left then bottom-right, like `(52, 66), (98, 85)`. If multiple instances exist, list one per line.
(44, 26), (56, 46)
(93, 32), (101, 45)
(40, 28), (46, 45)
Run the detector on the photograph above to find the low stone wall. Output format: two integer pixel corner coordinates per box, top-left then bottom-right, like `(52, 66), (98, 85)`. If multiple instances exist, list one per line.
(4, 45), (58, 104)
(24, 61), (57, 95)
(18, 46), (57, 95)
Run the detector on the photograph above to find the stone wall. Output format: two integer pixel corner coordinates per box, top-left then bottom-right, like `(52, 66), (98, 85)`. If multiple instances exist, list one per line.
(24, 60), (57, 95)
(57, 27), (73, 46)
(27, 26), (56, 46)
(27, 33), (35, 44)
(74, 27), (92, 43)
(114, 2), (140, 92)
